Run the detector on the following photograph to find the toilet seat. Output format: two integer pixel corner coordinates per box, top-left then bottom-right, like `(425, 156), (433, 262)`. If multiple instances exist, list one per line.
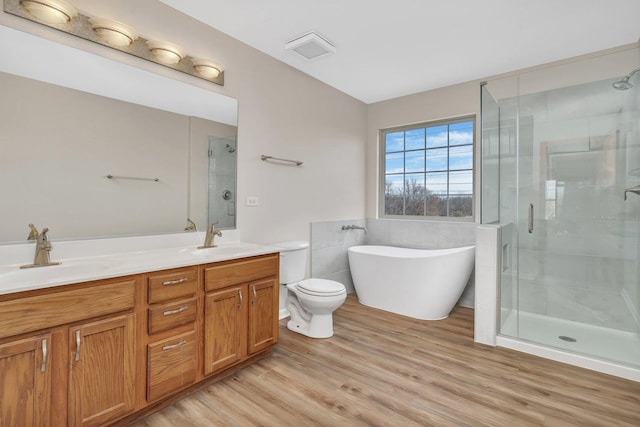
(296, 278), (346, 297)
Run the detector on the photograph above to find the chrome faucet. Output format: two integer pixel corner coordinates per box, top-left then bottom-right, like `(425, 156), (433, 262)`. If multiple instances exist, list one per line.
(198, 222), (222, 249)
(21, 225), (60, 269)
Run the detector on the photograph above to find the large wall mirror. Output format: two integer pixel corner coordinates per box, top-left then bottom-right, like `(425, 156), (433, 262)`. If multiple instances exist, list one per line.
(0, 24), (238, 243)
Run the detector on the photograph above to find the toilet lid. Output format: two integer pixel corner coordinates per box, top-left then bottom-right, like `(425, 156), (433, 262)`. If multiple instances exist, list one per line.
(297, 278), (345, 296)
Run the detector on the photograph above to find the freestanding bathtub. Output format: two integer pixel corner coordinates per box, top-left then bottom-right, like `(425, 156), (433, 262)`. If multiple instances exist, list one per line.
(347, 245), (475, 320)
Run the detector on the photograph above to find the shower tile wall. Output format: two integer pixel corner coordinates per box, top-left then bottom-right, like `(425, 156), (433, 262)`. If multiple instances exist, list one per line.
(310, 219), (367, 293)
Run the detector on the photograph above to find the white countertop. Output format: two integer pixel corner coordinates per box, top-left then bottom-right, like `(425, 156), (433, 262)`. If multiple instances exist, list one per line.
(0, 233), (280, 295)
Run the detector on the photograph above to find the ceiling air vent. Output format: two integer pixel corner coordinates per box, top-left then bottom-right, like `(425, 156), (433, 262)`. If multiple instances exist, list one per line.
(284, 32), (336, 60)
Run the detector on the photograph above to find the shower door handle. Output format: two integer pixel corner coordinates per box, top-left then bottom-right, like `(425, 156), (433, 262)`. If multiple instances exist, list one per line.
(624, 185), (640, 200)
(528, 203), (534, 234)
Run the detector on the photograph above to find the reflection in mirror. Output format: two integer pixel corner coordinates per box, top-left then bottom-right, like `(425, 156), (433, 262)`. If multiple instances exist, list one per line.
(0, 24), (238, 243)
(208, 136), (237, 229)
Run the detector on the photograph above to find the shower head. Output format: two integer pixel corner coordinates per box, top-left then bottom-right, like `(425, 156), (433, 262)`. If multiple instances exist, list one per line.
(612, 67), (640, 90)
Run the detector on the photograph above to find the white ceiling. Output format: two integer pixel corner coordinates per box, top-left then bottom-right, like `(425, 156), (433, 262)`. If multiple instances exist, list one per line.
(160, 0), (640, 104)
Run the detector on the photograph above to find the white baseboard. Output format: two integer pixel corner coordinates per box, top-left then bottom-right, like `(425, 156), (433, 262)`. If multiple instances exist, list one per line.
(279, 308), (290, 320)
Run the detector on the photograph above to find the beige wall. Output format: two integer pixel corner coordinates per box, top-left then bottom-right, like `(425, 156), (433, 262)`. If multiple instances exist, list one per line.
(0, 0), (367, 246)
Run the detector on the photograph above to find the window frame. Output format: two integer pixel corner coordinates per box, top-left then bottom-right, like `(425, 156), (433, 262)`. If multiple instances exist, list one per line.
(378, 115), (475, 221)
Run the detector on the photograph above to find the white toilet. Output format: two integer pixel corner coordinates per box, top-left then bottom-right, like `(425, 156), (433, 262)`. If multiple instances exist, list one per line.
(273, 241), (347, 338)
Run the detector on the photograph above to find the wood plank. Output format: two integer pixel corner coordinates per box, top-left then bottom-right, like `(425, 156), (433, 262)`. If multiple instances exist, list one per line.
(130, 295), (640, 426)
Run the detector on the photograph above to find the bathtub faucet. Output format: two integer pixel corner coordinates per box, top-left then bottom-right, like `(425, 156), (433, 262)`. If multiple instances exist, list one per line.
(341, 224), (367, 233)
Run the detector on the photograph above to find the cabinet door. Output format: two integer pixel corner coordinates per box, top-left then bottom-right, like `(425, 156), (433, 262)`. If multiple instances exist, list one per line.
(68, 314), (135, 427)
(204, 285), (247, 375)
(248, 278), (279, 355)
(0, 334), (51, 427)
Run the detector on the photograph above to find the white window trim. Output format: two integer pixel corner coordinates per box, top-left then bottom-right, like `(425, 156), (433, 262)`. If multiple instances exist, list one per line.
(378, 115), (476, 221)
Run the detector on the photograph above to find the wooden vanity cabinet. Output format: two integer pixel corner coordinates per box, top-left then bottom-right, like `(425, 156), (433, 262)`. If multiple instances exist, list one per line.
(0, 333), (51, 427)
(203, 254), (279, 376)
(145, 267), (199, 403)
(0, 276), (137, 427)
(0, 252), (280, 427)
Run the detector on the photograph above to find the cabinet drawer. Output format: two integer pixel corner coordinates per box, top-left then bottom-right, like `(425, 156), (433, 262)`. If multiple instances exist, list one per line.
(0, 279), (136, 339)
(147, 331), (197, 402)
(204, 255), (278, 291)
(148, 297), (197, 335)
(147, 267), (197, 304)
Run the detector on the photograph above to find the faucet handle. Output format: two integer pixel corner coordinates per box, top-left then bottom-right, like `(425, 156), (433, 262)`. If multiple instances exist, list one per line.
(27, 223), (39, 241)
(184, 218), (197, 232)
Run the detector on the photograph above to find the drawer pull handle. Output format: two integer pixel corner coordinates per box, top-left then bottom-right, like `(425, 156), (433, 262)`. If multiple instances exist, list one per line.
(238, 289), (243, 310)
(162, 340), (187, 351)
(163, 305), (189, 316)
(162, 277), (188, 286)
(75, 330), (81, 362)
(41, 338), (48, 373)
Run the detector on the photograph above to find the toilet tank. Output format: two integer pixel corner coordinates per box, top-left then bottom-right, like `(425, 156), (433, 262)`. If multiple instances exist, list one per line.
(271, 241), (309, 285)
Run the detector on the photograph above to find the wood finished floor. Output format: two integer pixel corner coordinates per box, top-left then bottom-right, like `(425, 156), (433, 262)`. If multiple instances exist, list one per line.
(131, 295), (640, 426)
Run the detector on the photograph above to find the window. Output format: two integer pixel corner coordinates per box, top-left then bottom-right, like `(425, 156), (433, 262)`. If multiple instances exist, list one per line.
(380, 116), (474, 219)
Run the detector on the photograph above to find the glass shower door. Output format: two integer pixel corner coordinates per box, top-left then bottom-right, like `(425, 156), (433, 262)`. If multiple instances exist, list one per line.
(513, 77), (640, 368)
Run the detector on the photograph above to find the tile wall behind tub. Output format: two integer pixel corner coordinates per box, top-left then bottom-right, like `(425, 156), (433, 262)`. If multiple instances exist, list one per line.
(366, 218), (477, 308)
(310, 219), (367, 293)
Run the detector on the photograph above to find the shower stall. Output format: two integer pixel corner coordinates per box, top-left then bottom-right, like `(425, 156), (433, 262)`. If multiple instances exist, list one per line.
(481, 45), (640, 378)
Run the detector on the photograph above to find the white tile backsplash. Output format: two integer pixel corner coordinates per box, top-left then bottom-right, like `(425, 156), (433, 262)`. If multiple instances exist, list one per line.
(310, 219), (366, 293)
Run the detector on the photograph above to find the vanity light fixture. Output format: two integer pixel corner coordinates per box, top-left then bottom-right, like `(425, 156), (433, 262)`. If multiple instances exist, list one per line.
(191, 58), (222, 79)
(89, 17), (138, 47)
(19, 0), (76, 24)
(5, 0), (224, 85)
(146, 40), (185, 65)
